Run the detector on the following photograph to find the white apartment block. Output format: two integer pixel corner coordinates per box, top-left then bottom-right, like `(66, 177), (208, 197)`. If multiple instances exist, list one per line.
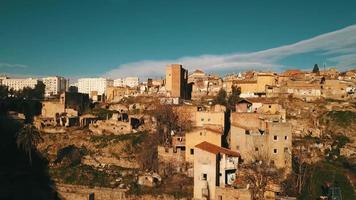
(1, 78), (39, 91)
(42, 76), (67, 96)
(113, 77), (139, 88)
(78, 78), (113, 95)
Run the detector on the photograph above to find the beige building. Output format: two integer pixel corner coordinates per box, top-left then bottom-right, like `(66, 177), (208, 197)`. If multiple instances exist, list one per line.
(322, 79), (354, 100)
(106, 86), (139, 102)
(224, 73), (277, 97)
(193, 142), (242, 200)
(229, 112), (292, 169)
(165, 64), (190, 99)
(185, 127), (223, 163)
(283, 80), (321, 101)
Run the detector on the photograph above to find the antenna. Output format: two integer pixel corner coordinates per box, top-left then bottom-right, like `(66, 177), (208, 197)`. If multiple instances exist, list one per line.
(323, 62), (326, 72)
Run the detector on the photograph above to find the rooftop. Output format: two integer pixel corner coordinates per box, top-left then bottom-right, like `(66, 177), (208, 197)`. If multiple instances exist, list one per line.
(195, 141), (240, 157)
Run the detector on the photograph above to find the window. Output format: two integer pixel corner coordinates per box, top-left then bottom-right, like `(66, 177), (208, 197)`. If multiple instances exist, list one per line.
(190, 149), (194, 155)
(273, 135), (278, 141)
(270, 160), (275, 165)
(201, 173), (207, 180)
(285, 136), (288, 140)
(269, 105), (272, 108)
(208, 118), (211, 121)
(236, 145), (240, 150)
(273, 149), (278, 154)
(218, 195), (222, 200)
(255, 147), (259, 151)
(200, 132), (202, 136)
(201, 118), (204, 121)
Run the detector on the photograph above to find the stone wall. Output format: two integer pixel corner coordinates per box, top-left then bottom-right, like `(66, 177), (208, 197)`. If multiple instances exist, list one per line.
(215, 187), (252, 200)
(56, 184), (127, 200)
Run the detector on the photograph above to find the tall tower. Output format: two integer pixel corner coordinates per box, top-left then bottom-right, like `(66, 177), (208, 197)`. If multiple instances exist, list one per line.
(165, 64), (189, 99)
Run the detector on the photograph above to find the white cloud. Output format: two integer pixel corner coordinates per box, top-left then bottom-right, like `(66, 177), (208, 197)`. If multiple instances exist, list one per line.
(106, 24), (356, 79)
(0, 62), (28, 68)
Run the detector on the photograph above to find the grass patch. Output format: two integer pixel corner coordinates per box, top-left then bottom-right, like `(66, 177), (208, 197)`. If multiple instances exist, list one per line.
(50, 164), (118, 187)
(88, 108), (116, 120)
(300, 162), (356, 200)
(90, 132), (146, 148)
(321, 111), (356, 127)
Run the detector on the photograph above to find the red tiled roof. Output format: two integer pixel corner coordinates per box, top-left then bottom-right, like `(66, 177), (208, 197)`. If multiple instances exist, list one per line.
(195, 141), (240, 157)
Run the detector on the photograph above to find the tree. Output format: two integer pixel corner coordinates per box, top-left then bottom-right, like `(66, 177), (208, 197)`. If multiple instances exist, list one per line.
(137, 133), (159, 171)
(228, 85), (241, 110)
(312, 64), (320, 74)
(242, 149), (284, 200)
(16, 124), (43, 165)
(68, 86), (78, 93)
(153, 103), (192, 145)
(0, 85), (8, 99)
(213, 88), (227, 106)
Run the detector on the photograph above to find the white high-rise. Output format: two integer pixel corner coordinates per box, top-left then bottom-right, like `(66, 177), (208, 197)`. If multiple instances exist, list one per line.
(78, 78), (113, 95)
(1, 78), (39, 91)
(42, 76), (68, 96)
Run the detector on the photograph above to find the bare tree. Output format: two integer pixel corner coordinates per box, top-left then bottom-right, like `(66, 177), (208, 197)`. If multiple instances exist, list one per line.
(153, 103), (192, 145)
(242, 147), (284, 200)
(137, 133), (159, 171)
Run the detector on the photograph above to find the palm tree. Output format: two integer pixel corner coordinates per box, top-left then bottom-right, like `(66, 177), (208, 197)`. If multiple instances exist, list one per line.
(16, 124), (43, 165)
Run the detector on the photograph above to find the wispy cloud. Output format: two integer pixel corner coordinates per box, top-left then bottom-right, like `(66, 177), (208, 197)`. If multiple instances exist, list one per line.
(0, 62), (28, 68)
(106, 24), (356, 79)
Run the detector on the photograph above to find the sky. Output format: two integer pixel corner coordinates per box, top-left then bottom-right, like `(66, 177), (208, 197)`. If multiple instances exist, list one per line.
(1, 0), (356, 80)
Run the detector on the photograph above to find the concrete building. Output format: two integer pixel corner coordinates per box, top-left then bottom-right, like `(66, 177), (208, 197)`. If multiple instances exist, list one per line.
(229, 101), (292, 169)
(42, 76), (68, 96)
(106, 86), (139, 102)
(322, 79), (354, 100)
(193, 142), (241, 200)
(1, 78), (39, 91)
(185, 126), (223, 163)
(224, 73), (277, 97)
(39, 92), (90, 127)
(165, 64), (190, 99)
(78, 78), (113, 96)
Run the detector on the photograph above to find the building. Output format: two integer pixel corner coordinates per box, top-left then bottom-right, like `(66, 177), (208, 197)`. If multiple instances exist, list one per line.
(113, 78), (124, 87)
(193, 142), (242, 200)
(185, 126), (223, 163)
(114, 77), (139, 88)
(0, 76), (8, 85)
(78, 78), (113, 96)
(106, 86), (139, 102)
(1, 78), (39, 91)
(322, 79), (354, 100)
(124, 77), (139, 88)
(229, 100), (292, 169)
(165, 64), (190, 99)
(39, 92), (90, 127)
(42, 76), (68, 96)
(224, 73), (277, 97)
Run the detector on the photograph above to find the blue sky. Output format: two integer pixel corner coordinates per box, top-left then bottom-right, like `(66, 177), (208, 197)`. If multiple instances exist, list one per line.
(1, 0), (356, 79)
